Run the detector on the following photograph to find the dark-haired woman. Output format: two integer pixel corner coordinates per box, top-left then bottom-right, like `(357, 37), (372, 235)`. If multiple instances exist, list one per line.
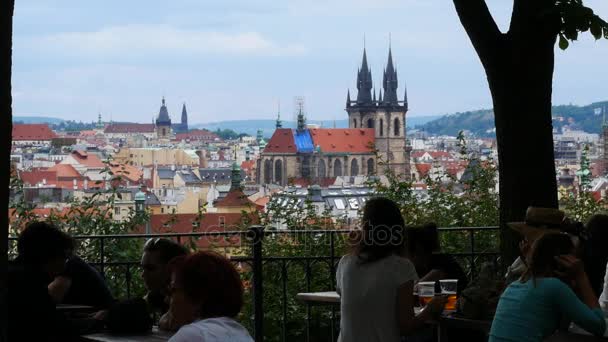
(167, 251), (253, 342)
(405, 223), (468, 294)
(336, 197), (447, 342)
(489, 233), (606, 341)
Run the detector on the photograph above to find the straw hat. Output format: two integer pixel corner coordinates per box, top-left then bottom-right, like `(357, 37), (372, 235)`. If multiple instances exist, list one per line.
(507, 207), (567, 241)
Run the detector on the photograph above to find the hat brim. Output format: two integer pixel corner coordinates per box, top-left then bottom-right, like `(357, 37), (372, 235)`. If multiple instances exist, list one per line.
(507, 222), (554, 241)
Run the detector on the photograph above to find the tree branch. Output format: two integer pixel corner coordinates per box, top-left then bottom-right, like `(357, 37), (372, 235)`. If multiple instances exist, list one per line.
(453, 0), (503, 67)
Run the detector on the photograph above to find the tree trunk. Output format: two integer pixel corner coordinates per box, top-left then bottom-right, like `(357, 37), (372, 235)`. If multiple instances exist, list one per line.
(1, 1), (14, 340)
(489, 35), (559, 265)
(453, 0), (560, 266)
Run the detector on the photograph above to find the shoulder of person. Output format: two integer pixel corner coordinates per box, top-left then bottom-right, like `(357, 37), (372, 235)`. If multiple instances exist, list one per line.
(387, 254), (416, 270)
(169, 323), (201, 342)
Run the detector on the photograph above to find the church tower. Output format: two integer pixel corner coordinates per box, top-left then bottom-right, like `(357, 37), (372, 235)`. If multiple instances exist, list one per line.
(181, 103), (188, 132)
(156, 97), (172, 139)
(346, 46), (410, 178)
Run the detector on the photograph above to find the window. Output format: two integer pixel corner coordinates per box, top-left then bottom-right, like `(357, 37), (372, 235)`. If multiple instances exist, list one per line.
(219, 216), (226, 228)
(379, 119), (383, 136)
(334, 199), (346, 210)
(353, 119), (357, 128)
(161, 208), (164, 213)
(394, 117), (400, 136)
(367, 118), (374, 128)
(114, 207), (120, 215)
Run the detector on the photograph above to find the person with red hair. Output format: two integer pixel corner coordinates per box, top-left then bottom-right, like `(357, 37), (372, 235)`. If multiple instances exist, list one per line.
(166, 251), (253, 342)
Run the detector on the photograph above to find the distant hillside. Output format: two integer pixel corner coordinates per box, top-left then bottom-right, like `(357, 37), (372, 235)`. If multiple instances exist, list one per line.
(13, 116), (65, 124)
(193, 115), (440, 138)
(416, 101), (608, 137)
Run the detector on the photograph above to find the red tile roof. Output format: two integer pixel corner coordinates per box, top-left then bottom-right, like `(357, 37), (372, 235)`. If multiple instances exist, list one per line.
(19, 169), (57, 186)
(48, 164), (83, 179)
(104, 123), (155, 134)
(132, 213), (259, 248)
(175, 129), (220, 141)
(415, 163), (432, 178)
(215, 190), (259, 208)
(309, 128), (375, 153)
(109, 162), (143, 183)
(12, 124), (57, 141)
(69, 150), (105, 168)
(263, 128), (297, 153)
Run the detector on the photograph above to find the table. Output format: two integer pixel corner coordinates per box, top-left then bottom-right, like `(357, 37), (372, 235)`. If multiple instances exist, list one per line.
(57, 304), (95, 312)
(296, 291), (340, 306)
(81, 326), (174, 342)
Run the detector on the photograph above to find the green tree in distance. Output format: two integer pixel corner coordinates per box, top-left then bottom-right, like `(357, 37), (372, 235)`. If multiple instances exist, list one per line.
(452, 0), (608, 265)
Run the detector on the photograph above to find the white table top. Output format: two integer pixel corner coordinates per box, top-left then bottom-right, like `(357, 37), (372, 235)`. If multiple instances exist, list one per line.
(296, 291), (341, 303)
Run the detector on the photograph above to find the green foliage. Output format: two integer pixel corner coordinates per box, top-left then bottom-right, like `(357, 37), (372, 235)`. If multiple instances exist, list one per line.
(214, 128), (243, 140)
(555, 0), (608, 50)
(9, 161), (151, 299)
(416, 100), (608, 136)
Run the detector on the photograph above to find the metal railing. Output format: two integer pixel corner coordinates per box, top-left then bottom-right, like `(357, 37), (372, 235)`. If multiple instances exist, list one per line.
(8, 225), (500, 342)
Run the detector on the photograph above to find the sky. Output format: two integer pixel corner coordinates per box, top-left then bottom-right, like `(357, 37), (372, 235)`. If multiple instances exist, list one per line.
(11, 0), (608, 124)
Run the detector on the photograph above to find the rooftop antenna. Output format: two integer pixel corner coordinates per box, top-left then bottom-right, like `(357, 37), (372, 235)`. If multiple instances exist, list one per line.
(294, 96), (306, 131)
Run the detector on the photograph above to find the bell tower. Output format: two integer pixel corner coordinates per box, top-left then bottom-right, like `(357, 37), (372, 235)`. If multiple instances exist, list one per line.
(155, 97), (172, 139)
(345, 45), (410, 179)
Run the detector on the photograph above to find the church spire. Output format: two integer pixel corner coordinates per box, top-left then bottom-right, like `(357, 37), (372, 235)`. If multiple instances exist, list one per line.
(181, 103), (188, 126)
(403, 80), (409, 111)
(275, 101), (283, 129)
(296, 101), (306, 132)
(382, 45), (399, 105)
(346, 89), (351, 108)
(355, 48), (373, 105)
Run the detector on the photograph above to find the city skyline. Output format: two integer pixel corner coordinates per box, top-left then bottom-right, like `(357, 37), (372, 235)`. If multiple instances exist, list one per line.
(11, 0), (608, 123)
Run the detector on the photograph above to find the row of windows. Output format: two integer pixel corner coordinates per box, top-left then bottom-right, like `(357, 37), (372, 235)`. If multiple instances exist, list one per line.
(352, 117), (401, 136)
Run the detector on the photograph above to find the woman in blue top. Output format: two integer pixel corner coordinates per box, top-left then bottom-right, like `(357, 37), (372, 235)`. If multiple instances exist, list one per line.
(490, 232), (606, 341)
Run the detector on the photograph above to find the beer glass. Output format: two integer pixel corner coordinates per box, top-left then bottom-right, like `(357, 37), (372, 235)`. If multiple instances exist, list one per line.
(439, 279), (458, 313)
(418, 281), (435, 307)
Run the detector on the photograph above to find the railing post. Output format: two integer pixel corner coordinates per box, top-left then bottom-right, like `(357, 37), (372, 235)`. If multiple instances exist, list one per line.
(469, 228), (476, 280)
(99, 237), (105, 279)
(249, 225), (265, 342)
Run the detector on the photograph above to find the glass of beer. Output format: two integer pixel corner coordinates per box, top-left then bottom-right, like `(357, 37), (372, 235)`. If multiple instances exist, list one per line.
(439, 279), (458, 313)
(417, 281), (436, 307)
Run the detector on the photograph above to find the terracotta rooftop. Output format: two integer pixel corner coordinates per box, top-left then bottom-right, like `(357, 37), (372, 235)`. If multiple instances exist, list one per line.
(69, 150), (105, 168)
(132, 213), (260, 248)
(309, 128), (375, 154)
(263, 128), (297, 154)
(19, 169), (58, 186)
(48, 164), (83, 179)
(12, 124), (57, 141)
(415, 163), (432, 178)
(175, 129), (220, 141)
(215, 190), (259, 208)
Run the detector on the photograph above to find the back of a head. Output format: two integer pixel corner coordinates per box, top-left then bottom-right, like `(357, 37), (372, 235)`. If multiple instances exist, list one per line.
(355, 197), (406, 263)
(143, 238), (189, 264)
(406, 223), (440, 256)
(17, 221), (74, 265)
(170, 251), (243, 319)
(583, 214), (608, 295)
(522, 232), (574, 282)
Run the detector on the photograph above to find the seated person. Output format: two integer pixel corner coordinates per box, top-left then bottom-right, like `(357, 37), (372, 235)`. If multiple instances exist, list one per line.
(166, 251), (254, 342)
(504, 207), (575, 284)
(140, 238), (189, 328)
(405, 223), (468, 293)
(489, 233), (606, 341)
(337, 198), (447, 342)
(600, 260), (608, 311)
(582, 214), (608, 298)
(47, 252), (114, 310)
(8, 221), (82, 341)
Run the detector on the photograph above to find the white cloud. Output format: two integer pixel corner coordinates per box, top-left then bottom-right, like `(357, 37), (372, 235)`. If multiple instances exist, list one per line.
(24, 25), (307, 59)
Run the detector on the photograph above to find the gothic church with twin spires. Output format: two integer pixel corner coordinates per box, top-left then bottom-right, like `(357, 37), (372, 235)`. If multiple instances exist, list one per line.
(257, 47), (411, 186)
